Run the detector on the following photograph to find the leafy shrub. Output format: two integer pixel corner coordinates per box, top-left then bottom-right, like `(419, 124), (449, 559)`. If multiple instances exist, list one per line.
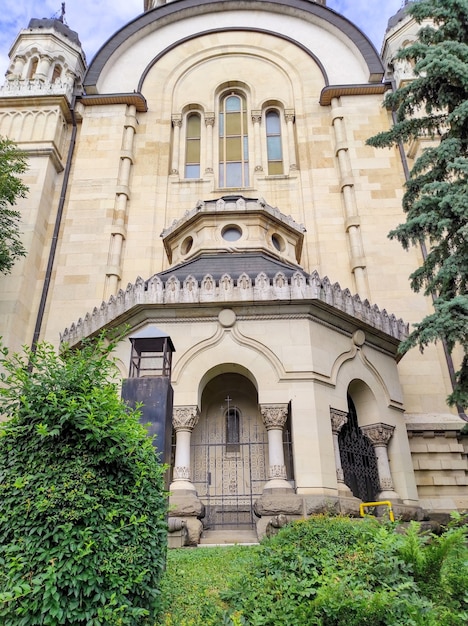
(221, 515), (468, 626)
(0, 338), (168, 625)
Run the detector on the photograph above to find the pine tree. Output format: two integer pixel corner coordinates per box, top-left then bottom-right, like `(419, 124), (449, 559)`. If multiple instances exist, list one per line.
(0, 136), (28, 274)
(367, 0), (468, 410)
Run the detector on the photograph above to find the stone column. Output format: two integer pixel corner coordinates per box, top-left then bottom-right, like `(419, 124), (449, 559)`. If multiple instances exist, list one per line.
(170, 115), (182, 175)
(36, 54), (53, 81)
(251, 110), (263, 173)
(171, 405), (200, 492)
(331, 97), (369, 299)
(330, 407), (353, 495)
(10, 55), (26, 80)
(361, 423), (400, 500)
(104, 105), (136, 298)
(204, 113), (214, 174)
(260, 404), (293, 491)
(285, 109), (297, 171)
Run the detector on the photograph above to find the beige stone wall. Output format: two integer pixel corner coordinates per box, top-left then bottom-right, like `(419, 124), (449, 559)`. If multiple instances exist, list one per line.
(407, 416), (468, 514)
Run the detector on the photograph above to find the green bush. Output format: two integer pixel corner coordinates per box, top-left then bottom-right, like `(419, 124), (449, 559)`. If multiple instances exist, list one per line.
(0, 338), (168, 625)
(221, 515), (468, 626)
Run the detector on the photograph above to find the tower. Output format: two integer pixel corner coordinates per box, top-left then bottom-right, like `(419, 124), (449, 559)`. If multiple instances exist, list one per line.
(0, 14), (86, 351)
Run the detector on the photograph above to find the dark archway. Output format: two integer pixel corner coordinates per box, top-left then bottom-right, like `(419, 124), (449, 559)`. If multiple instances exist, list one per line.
(338, 393), (380, 502)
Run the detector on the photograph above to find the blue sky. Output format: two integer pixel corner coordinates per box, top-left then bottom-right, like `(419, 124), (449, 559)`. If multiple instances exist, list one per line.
(0, 0), (404, 80)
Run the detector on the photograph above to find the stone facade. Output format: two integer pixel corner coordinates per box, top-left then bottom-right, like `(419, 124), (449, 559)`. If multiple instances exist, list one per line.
(0, 0), (466, 543)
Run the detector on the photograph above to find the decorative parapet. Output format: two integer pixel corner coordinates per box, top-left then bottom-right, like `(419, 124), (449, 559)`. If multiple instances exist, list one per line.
(160, 196), (306, 239)
(60, 270), (409, 346)
(0, 78), (74, 101)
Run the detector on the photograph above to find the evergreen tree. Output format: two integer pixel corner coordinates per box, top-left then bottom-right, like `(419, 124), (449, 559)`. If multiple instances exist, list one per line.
(0, 136), (28, 274)
(367, 0), (468, 410)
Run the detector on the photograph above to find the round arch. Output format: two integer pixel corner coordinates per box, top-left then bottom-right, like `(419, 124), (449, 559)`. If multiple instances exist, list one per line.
(84, 0), (383, 93)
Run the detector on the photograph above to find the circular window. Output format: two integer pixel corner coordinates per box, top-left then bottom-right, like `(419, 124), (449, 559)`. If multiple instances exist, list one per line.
(272, 234), (284, 251)
(181, 236), (193, 255)
(222, 225), (242, 242)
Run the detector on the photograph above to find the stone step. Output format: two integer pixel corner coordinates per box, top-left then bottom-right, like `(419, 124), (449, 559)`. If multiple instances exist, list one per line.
(199, 529), (259, 546)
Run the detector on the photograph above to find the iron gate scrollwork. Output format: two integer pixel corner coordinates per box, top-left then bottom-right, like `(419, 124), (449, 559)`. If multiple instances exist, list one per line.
(191, 410), (268, 530)
(338, 395), (380, 502)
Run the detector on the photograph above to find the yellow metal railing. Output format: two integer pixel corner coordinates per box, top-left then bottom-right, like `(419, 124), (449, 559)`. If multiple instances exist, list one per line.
(359, 500), (395, 522)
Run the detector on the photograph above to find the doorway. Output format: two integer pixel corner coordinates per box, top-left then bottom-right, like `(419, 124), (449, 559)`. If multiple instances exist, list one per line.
(191, 373), (268, 529)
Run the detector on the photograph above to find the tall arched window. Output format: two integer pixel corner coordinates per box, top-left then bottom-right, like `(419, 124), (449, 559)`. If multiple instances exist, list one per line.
(51, 64), (62, 83)
(185, 113), (201, 178)
(28, 58), (38, 79)
(225, 406), (240, 452)
(266, 110), (283, 175)
(219, 94), (249, 188)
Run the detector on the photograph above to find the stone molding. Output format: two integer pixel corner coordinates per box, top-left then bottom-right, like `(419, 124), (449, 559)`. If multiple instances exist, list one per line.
(260, 404), (288, 430)
(60, 270), (409, 346)
(269, 464), (287, 479)
(172, 405), (200, 431)
(161, 196), (306, 238)
(173, 466), (191, 480)
(361, 423), (395, 447)
(330, 407), (348, 434)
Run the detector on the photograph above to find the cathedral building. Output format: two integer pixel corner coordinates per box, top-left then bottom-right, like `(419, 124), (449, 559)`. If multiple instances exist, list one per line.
(0, 0), (466, 543)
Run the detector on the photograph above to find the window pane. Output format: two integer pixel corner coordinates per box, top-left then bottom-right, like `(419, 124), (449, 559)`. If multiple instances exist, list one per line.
(219, 164), (224, 187)
(243, 136), (249, 160)
(185, 164), (200, 178)
(186, 139), (200, 163)
(268, 161), (283, 175)
(267, 136), (282, 160)
(266, 111), (281, 134)
(244, 162), (249, 186)
(225, 137), (242, 161)
(226, 162), (242, 187)
(219, 112), (224, 136)
(187, 114), (201, 138)
(226, 112), (241, 135)
(226, 95), (241, 112)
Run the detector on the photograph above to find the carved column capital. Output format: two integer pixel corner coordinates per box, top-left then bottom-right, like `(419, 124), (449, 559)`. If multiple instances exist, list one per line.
(171, 115), (182, 128)
(260, 404), (288, 430)
(251, 110), (262, 124)
(173, 405), (200, 431)
(361, 423), (395, 447)
(205, 113), (215, 126)
(285, 109), (295, 123)
(330, 407), (348, 434)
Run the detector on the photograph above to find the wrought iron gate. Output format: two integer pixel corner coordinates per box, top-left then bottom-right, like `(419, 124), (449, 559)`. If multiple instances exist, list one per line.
(339, 396), (380, 502)
(191, 413), (268, 529)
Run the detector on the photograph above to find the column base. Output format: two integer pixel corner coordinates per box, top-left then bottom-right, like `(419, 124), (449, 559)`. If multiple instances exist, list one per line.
(168, 489), (205, 546)
(170, 479), (197, 492)
(262, 478), (294, 492)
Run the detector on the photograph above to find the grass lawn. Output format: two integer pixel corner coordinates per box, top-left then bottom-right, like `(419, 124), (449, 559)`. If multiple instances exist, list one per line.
(159, 545), (256, 625)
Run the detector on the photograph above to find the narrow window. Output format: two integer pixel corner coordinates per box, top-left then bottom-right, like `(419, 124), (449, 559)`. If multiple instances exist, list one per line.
(185, 113), (201, 178)
(226, 407), (240, 452)
(219, 94), (249, 188)
(266, 110), (283, 175)
(28, 58), (38, 79)
(51, 64), (62, 83)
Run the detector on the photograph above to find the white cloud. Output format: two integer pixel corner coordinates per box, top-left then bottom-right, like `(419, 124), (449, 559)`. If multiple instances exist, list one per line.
(0, 0), (405, 84)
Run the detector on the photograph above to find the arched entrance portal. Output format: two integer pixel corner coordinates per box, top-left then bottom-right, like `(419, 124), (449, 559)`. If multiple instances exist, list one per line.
(339, 389), (380, 502)
(191, 373), (268, 529)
